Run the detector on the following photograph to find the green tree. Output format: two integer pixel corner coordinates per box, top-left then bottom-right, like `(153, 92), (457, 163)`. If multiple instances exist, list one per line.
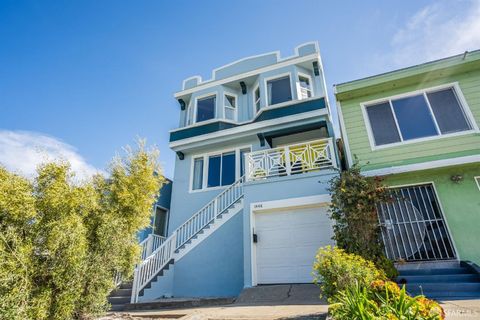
(0, 140), (164, 320)
(328, 162), (397, 278)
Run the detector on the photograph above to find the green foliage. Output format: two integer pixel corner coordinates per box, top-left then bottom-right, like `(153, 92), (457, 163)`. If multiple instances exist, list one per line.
(312, 246), (385, 300)
(0, 140), (164, 320)
(330, 280), (445, 320)
(328, 162), (397, 278)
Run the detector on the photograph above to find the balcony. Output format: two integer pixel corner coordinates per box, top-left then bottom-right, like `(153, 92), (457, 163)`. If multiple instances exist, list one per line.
(245, 138), (337, 182)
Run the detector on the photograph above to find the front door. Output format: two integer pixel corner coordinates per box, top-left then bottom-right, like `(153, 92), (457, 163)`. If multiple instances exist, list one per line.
(377, 183), (456, 262)
(153, 206), (168, 237)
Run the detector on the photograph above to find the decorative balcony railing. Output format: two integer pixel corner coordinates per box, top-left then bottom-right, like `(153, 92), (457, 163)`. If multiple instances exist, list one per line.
(245, 138), (336, 181)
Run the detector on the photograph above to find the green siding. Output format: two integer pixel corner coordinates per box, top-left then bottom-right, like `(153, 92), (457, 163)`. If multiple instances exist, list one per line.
(339, 68), (480, 171)
(383, 164), (480, 265)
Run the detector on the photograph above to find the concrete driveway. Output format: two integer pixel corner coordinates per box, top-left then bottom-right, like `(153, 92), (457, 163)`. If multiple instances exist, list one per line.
(101, 284), (328, 320)
(100, 285), (480, 320)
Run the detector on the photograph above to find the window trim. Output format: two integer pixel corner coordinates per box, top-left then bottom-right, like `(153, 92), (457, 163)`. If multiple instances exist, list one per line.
(193, 92), (217, 124)
(253, 83), (261, 115)
(224, 92), (238, 122)
(475, 176), (480, 191)
(361, 82), (478, 151)
(189, 145), (252, 193)
(152, 204), (170, 237)
(297, 72), (314, 100)
(264, 72), (293, 107)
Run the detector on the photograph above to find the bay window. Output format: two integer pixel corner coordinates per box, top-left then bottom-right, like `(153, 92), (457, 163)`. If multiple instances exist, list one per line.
(267, 75), (292, 106)
(224, 94), (236, 121)
(364, 85), (474, 148)
(298, 74), (313, 99)
(196, 95), (216, 123)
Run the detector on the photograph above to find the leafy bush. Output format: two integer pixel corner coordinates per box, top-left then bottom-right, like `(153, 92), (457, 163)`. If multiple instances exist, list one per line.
(313, 246), (385, 300)
(0, 140), (164, 320)
(328, 162), (398, 278)
(330, 280), (445, 320)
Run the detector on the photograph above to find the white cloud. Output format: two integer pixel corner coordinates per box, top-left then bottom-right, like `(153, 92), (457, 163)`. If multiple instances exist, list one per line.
(0, 130), (102, 180)
(390, 0), (480, 67)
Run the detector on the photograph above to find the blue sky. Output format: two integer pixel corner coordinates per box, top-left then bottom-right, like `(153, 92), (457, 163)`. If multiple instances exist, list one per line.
(1, 0), (479, 179)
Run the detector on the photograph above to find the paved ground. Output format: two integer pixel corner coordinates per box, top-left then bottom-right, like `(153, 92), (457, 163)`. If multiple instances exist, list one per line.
(100, 284), (328, 320)
(99, 285), (480, 320)
(440, 299), (480, 319)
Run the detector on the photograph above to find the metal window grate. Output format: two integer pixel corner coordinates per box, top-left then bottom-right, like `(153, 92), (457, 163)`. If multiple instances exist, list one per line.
(377, 184), (456, 262)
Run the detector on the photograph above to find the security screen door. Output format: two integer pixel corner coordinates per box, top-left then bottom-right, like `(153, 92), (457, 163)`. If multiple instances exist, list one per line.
(376, 184), (456, 262)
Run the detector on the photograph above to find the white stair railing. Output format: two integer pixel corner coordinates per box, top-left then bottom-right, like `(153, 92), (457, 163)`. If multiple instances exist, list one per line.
(131, 176), (245, 303)
(139, 234), (167, 260)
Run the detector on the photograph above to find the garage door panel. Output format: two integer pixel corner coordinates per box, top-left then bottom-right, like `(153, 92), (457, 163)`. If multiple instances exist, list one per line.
(255, 205), (334, 284)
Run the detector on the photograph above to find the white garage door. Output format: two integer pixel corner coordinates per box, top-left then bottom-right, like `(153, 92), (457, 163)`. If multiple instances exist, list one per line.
(255, 206), (334, 284)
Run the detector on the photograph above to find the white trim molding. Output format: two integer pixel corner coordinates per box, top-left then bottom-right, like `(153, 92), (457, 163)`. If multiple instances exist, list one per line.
(362, 155), (480, 177)
(336, 100), (353, 167)
(475, 176), (480, 191)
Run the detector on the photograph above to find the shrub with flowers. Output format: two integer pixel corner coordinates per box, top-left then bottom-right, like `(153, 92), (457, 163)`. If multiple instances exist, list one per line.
(329, 278), (445, 319)
(313, 246), (386, 300)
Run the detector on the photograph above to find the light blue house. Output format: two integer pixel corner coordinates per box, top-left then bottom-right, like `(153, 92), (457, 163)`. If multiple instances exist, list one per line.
(131, 42), (339, 303)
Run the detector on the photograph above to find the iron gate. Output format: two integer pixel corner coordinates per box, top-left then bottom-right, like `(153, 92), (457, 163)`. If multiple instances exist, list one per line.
(377, 184), (456, 262)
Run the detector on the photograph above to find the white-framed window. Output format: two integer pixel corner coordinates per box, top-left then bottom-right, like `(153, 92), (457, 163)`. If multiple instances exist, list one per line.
(253, 85), (261, 113)
(185, 101), (194, 126)
(191, 146), (251, 192)
(266, 74), (292, 106)
(475, 176), (480, 191)
(224, 93), (237, 121)
(297, 73), (313, 99)
(362, 84), (476, 149)
(195, 94), (216, 123)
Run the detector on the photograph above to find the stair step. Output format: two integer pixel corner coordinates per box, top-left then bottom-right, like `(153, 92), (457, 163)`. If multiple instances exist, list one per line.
(108, 296), (131, 304)
(399, 267), (471, 276)
(119, 282), (132, 289)
(110, 304), (127, 312)
(397, 274), (480, 284)
(404, 282), (480, 293)
(110, 288), (132, 297)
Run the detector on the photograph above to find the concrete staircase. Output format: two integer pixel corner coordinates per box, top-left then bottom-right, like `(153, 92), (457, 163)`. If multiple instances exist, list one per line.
(108, 281), (133, 311)
(396, 261), (480, 299)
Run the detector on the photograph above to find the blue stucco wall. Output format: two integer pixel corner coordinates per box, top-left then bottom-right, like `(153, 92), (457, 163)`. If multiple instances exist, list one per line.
(242, 170), (337, 287)
(171, 209), (244, 297)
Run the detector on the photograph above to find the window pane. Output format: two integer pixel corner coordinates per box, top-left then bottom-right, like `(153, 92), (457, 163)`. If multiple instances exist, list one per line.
(221, 152), (236, 186)
(299, 76), (310, 89)
(192, 158), (204, 190)
(154, 207), (167, 237)
(207, 155), (221, 187)
(267, 76), (292, 105)
(427, 88), (471, 134)
(196, 96), (215, 122)
(240, 148), (251, 177)
(225, 95), (236, 108)
(366, 102), (401, 146)
(392, 94), (438, 140)
(254, 87), (261, 112)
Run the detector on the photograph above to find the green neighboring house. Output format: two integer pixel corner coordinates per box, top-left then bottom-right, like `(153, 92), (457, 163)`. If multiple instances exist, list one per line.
(335, 51), (480, 267)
